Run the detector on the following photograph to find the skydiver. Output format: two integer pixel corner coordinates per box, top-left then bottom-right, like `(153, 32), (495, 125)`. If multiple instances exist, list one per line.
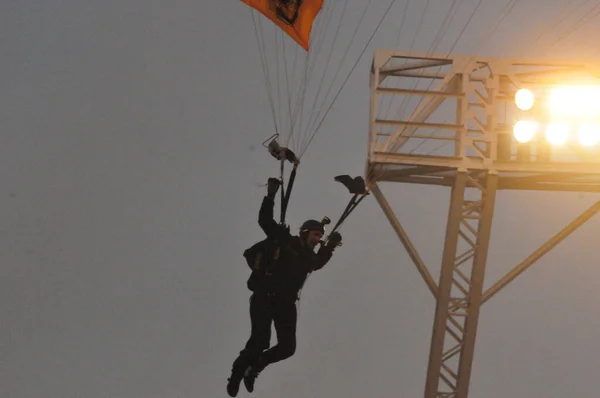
(226, 177), (342, 397)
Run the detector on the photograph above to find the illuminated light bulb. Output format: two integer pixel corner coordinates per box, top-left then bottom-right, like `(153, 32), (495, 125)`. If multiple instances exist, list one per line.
(513, 120), (539, 143)
(515, 88), (535, 111)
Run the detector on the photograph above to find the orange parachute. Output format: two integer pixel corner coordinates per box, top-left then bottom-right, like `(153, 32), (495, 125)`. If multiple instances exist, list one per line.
(240, 0), (323, 50)
(238, 0), (394, 161)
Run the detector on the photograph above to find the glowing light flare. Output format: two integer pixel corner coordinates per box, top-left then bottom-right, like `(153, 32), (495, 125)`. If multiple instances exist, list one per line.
(547, 85), (600, 118)
(545, 122), (569, 146)
(515, 88), (535, 110)
(577, 124), (600, 146)
(513, 120), (539, 143)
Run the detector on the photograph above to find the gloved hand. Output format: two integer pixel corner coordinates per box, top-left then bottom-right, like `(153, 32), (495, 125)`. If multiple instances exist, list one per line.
(327, 231), (342, 248)
(267, 178), (281, 197)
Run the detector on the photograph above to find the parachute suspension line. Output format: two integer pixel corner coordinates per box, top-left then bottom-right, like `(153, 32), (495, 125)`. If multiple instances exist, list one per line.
(369, 0), (520, 184)
(275, 29), (285, 140)
(281, 31), (295, 149)
(288, 3), (329, 151)
(389, 0), (484, 156)
(287, 42), (310, 154)
(409, 0), (431, 53)
(509, 0), (600, 57)
(289, 46), (299, 149)
(287, 51), (313, 151)
(262, 13), (283, 135)
(285, 0), (359, 155)
(303, 0), (336, 79)
(300, 0), (350, 148)
(547, 0), (596, 42)
(287, 44), (300, 152)
(427, 0), (464, 52)
(390, 0), (457, 125)
(276, 27), (292, 143)
(528, 0), (600, 58)
(369, 0), (487, 184)
(301, 0), (375, 152)
(289, 52), (312, 152)
(286, 32), (317, 152)
(387, 0), (475, 129)
(298, 0), (401, 160)
(278, 28), (298, 144)
(514, 0), (577, 57)
(382, 0), (433, 129)
(251, 10), (279, 135)
(379, 0), (412, 121)
(302, 0), (401, 156)
(544, 3), (599, 56)
(394, 0), (411, 45)
(388, 0), (482, 149)
(294, 0), (339, 151)
(278, 1), (332, 152)
(381, 0), (462, 123)
(448, 0), (483, 50)
(275, 30), (281, 136)
(288, 2), (336, 150)
(470, 0), (522, 55)
(546, 3), (600, 50)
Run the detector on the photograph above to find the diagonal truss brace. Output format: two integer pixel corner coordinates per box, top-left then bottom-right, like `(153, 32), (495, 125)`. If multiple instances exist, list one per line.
(370, 182), (439, 298)
(482, 199), (600, 304)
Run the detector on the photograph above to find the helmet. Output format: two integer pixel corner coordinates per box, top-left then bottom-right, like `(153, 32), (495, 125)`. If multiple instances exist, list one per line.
(300, 219), (325, 234)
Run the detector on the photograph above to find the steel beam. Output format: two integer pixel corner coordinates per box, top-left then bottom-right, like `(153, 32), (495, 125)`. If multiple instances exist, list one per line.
(370, 152), (600, 174)
(424, 172), (497, 398)
(482, 199), (600, 304)
(369, 182), (438, 298)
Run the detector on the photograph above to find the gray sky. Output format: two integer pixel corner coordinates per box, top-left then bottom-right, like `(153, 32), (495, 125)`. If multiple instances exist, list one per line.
(3, 1), (600, 397)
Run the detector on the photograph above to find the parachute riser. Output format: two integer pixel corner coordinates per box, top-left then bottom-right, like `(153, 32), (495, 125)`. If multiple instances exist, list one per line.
(262, 134), (299, 227)
(280, 158), (286, 224)
(321, 174), (370, 244)
(325, 192), (369, 243)
(281, 163), (298, 225)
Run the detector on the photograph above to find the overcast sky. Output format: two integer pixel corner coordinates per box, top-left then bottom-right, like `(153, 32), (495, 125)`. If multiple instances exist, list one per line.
(3, 1), (600, 397)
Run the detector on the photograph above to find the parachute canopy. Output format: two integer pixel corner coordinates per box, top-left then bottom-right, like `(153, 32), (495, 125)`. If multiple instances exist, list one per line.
(241, 0), (323, 51)
(239, 0), (398, 161)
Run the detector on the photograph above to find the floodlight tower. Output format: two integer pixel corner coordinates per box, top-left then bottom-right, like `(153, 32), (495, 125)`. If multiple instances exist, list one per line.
(365, 50), (600, 398)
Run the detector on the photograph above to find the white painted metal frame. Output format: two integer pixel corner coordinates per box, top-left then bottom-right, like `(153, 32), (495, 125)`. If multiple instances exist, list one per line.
(365, 50), (600, 398)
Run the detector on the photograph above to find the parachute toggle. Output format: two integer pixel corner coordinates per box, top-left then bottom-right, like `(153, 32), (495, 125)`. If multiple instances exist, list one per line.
(334, 175), (368, 195)
(266, 136), (299, 164)
(240, 0), (323, 50)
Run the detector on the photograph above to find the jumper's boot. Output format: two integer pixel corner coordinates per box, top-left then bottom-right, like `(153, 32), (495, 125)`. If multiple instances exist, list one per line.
(227, 364), (248, 397)
(243, 356), (268, 393)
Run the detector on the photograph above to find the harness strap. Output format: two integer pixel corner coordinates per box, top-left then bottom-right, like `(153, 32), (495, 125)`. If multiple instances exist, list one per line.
(279, 158), (286, 224)
(280, 164), (297, 225)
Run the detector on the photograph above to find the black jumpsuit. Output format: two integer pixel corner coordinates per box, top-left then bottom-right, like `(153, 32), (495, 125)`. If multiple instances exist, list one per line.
(231, 195), (334, 376)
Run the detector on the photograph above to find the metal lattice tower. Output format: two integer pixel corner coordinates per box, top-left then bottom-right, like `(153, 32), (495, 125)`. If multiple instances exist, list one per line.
(365, 51), (600, 398)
